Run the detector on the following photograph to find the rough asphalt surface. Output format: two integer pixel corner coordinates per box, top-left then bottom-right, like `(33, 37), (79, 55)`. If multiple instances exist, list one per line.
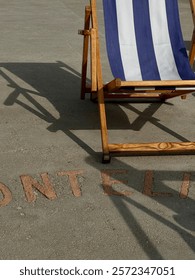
(0, 0), (194, 259)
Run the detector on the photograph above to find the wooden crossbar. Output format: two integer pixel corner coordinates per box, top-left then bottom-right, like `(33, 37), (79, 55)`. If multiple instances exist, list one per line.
(108, 142), (195, 155)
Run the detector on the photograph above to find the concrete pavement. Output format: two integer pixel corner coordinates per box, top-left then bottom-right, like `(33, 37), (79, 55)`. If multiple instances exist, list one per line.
(0, 0), (194, 259)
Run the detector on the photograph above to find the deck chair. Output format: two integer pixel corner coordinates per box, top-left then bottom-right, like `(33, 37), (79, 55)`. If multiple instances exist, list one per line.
(79, 0), (195, 163)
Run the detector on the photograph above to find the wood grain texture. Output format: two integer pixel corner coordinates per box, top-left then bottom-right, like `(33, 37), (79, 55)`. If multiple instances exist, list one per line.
(108, 142), (195, 155)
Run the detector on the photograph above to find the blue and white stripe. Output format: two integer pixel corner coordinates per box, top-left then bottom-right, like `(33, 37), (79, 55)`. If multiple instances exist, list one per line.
(103, 0), (195, 81)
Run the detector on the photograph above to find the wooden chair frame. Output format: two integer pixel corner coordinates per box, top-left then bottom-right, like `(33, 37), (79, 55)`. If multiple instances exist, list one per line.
(79, 0), (195, 163)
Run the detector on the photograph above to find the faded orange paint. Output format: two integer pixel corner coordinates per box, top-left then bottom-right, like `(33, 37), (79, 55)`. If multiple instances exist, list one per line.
(142, 170), (153, 196)
(0, 169), (192, 208)
(57, 170), (84, 197)
(180, 173), (191, 199)
(20, 173), (57, 202)
(0, 182), (12, 207)
(101, 169), (133, 196)
(143, 170), (172, 197)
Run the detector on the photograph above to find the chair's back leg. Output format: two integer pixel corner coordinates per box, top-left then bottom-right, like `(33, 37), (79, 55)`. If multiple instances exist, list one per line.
(189, 0), (195, 66)
(90, 28), (97, 92)
(80, 6), (91, 100)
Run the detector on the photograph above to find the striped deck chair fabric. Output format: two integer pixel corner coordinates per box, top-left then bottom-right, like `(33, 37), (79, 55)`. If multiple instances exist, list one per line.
(103, 0), (195, 82)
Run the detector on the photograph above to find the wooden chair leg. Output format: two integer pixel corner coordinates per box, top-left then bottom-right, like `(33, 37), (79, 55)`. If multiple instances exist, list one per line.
(97, 88), (110, 163)
(90, 28), (97, 92)
(80, 6), (91, 100)
(189, 0), (195, 66)
(189, 29), (195, 66)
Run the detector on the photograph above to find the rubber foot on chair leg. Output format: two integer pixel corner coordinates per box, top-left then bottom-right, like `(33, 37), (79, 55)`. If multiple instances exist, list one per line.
(102, 154), (111, 164)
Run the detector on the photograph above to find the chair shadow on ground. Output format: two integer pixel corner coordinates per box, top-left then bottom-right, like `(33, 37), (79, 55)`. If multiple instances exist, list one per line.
(1, 61), (194, 259)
